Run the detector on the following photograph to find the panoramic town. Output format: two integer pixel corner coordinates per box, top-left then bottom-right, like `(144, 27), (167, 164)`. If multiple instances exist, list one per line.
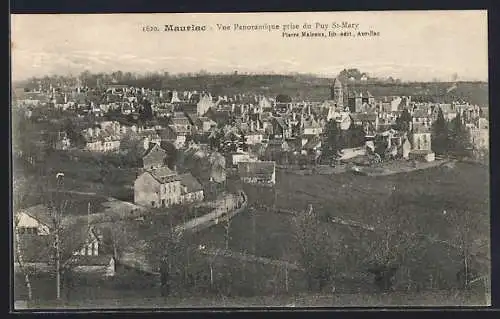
(11, 68), (490, 308)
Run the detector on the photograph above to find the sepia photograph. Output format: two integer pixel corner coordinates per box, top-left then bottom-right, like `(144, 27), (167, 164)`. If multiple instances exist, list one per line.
(10, 11), (490, 309)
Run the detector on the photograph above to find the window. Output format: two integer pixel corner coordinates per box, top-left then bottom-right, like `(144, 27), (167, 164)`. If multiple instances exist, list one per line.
(151, 201), (156, 207)
(162, 199), (166, 207)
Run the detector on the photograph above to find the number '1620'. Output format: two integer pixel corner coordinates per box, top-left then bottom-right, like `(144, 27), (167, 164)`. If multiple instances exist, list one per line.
(142, 25), (160, 32)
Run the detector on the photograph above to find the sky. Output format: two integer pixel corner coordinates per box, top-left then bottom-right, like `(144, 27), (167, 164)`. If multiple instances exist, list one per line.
(11, 11), (488, 82)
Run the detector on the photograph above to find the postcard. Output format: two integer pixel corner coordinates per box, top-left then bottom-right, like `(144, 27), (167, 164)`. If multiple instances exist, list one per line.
(11, 11), (490, 309)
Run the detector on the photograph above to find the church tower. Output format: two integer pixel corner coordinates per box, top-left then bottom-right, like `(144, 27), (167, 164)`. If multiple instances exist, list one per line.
(330, 77), (343, 107)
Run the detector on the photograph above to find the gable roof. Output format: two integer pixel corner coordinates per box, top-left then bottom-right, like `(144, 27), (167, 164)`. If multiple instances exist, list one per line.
(17, 204), (54, 228)
(142, 142), (166, 158)
(179, 173), (204, 193)
(148, 166), (179, 184)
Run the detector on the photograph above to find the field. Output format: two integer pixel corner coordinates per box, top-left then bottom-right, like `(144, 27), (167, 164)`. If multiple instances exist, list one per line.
(187, 161), (490, 294)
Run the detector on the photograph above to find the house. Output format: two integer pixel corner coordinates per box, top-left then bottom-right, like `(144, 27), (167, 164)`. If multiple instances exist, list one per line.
(158, 125), (187, 149)
(432, 104), (458, 122)
(178, 173), (205, 204)
(171, 112), (193, 133)
(71, 255), (116, 277)
(408, 126), (435, 162)
(347, 91), (375, 113)
(85, 137), (121, 152)
(141, 143), (167, 170)
(134, 166), (182, 208)
(14, 205), (52, 236)
(14, 211), (117, 276)
(410, 126), (432, 152)
(334, 112), (353, 131)
(272, 117), (292, 139)
(412, 109), (433, 128)
(264, 139), (290, 163)
(134, 167), (204, 208)
(231, 152), (254, 166)
(245, 132), (264, 145)
(302, 117), (323, 136)
(237, 161), (276, 186)
(350, 112), (379, 136)
(197, 93), (215, 116)
(469, 118), (489, 150)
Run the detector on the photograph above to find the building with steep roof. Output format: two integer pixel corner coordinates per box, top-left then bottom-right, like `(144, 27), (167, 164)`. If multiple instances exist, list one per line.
(141, 143), (167, 170)
(134, 166), (204, 208)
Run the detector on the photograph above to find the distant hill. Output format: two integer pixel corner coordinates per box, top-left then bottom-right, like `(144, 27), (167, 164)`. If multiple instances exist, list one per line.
(13, 73), (488, 107)
(131, 75), (488, 107)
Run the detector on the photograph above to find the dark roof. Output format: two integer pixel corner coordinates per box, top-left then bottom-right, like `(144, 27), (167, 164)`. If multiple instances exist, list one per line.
(142, 142), (166, 158)
(148, 167), (179, 184)
(238, 161), (276, 178)
(179, 173), (204, 193)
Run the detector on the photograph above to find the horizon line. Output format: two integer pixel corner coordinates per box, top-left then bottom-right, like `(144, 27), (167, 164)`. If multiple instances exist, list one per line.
(12, 70), (488, 84)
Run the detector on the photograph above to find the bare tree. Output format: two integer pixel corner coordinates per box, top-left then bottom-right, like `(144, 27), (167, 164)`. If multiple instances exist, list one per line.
(444, 207), (486, 290)
(292, 205), (338, 292)
(38, 175), (92, 301)
(13, 215), (33, 302)
(355, 190), (428, 292)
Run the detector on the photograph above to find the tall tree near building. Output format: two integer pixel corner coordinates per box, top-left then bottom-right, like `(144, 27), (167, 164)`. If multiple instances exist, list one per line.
(394, 108), (412, 132)
(322, 119), (341, 161)
(139, 99), (154, 121)
(38, 176), (91, 301)
(431, 108), (449, 155)
(449, 112), (471, 157)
